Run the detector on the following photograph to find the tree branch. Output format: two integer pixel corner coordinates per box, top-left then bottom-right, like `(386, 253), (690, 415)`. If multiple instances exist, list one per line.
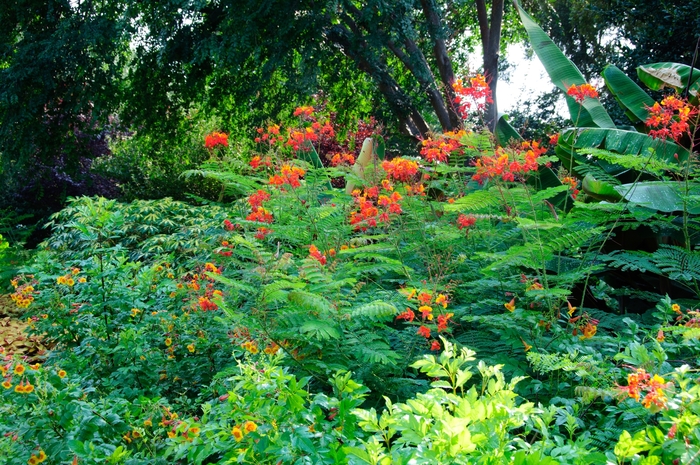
(418, 0), (462, 129)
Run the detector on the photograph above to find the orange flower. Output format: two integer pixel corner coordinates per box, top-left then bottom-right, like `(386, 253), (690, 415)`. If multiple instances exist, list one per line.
(308, 245), (327, 265)
(566, 83), (598, 103)
(231, 426), (243, 441)
(205, 132), (229, 149)
(417, 325), (431, 339)
(243, 421), (257, 433)
(396, 309), (415, 322)
(504, 298), (516, 312)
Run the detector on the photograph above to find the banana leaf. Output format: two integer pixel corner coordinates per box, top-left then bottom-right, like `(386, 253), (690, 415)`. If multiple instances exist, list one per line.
(614, 181), (700, 214)
(514, 0), (615, 129)
(581, 174), (622, 201)
(637, 62), (700, 97)
(495, 113), (523, 146)
(556, 127), (690, 170)
(602, 65), (655, 123)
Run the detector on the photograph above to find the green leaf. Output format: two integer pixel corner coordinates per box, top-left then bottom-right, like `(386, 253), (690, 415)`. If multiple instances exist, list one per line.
(602, 65), (655, 123)
(637, 62), (700, 96)
(557, 127), (690, 170)
(299, 319), (340, 340)
(495, 113), (523, 146)
(581, 174), (623, 201)
(514, 1), (615, 128)
(614, 181), (694, 213)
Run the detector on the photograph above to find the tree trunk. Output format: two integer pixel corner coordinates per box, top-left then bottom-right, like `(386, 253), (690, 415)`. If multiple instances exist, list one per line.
(325, 24), (431, 139)
(419, 0), (462, 130)
(476, 0), (504, 132)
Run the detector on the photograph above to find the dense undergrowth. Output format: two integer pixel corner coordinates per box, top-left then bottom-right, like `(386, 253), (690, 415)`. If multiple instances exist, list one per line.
(2, 13), (700, 465)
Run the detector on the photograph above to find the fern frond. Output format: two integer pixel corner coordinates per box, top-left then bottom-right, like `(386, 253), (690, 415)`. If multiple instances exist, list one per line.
(349, 301), (398, 323)
(287, 290), (334, 314)
(652, 244), (700, 282)
(601, 251), (663, 274)
(443, 190), (501, 213)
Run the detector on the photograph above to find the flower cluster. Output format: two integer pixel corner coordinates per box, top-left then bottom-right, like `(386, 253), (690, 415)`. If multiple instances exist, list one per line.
(396, 290), (452, 351)
(349, 185), (404, 231)
(420, 130), (466, 163)
(308, 244), (328, 265)
(249, 155), (272, 170)
(254, 124), (283, 145)
(269, 164), (306, 189)
(231, 420), (258, 442)
(330, 152), (356, 167)
(645, 94), (698, 143)
(566, 83), (599, 104)
(561, 176), (580, 199)
(618, 368), (670, 409)
(569, 312), (598, 340)
(452, 74), (493, 119)
(204, 131), (229, 149)
(381, 158), (419, 183)
(10, 275), (38, 309)
(456, 214), (476, 232)
(472, 141), (545, 184)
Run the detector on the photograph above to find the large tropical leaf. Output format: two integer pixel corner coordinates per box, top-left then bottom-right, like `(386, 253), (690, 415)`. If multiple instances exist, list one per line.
(614, 181), (700, 214)
(556, 127), (690, 170)
(637, 62), (700, 97)
(514, 1), (615, 129)
(602, 65), (655, 123)
(495, 113), (522, 146)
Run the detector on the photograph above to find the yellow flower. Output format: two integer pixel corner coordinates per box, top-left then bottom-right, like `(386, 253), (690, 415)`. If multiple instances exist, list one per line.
(504, 298), (516, 312)
(521, 338), (532, 352)
(165, 338), (172, 347)
(28, 455), (38, 465)
(66, 278), (75, 287)
(57, 369), (67, 379)
(435, 294), (448, 308)
(130, 308), (141, 317)
(567, 301), (577, 317)
(57, 276), (66, 285)
(71, 268), (80, 275)
(132, 430), (141, 439)
(29, 363), (41, 370)
(231, 426), (243, 441)
(243, 421), (257, 433)
(187, 344), (195, 353)
(36, 450), (47, 462)
(671, 303), (681, 313)
(2, 380), (11, 389)
(78, 277), (86, 283)
(189, 427), (200, 436)
(167, 431), (176, 439)
(14, 364), (25, 376)
(144, 418), (152, 427)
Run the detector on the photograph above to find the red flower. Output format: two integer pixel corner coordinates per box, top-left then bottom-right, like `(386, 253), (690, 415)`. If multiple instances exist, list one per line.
(457, 214), (476, 230)
(382, 158), (419, 182)
(308, 244), (327, 265)
(205, 132), (229, 149)
(417, 325), (431, 339)
(430, 340), (441, 351)
(254, 227), (272, 240)
(396, 308), (415, 322)
(566, 83), (598, 103)
(452, 74), (493, 119)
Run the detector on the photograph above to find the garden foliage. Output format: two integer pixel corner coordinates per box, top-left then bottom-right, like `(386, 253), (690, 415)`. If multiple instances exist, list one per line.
(2, 8), (700, 465)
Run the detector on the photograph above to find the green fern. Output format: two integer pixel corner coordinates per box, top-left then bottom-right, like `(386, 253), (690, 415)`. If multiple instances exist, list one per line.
(652, 244), (700, 282)
(349, 301), (398, 323)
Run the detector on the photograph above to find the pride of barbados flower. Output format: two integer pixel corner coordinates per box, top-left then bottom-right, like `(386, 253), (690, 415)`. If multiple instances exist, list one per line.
(205, 131), (229, 149)
(566, 83), (598, 103)
(645, 94), (698, 143)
